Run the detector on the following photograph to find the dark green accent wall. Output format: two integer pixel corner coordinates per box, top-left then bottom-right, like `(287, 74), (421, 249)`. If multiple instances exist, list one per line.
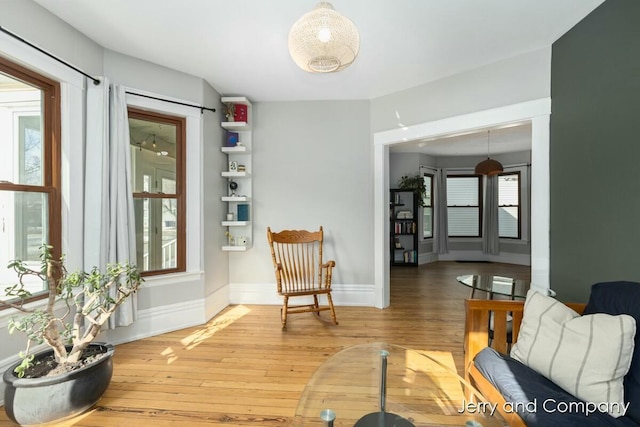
(550, 0), (640, 302)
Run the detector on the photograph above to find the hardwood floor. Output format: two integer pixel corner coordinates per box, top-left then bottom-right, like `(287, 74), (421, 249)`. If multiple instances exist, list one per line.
(0, 261), (529, 426)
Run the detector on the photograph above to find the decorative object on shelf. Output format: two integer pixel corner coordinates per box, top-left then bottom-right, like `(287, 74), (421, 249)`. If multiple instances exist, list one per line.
(229, 161), (238, 172)
(229, 180), (238, 196)
(238, 203), (250, 221)
(398, 174), (427, 206)
(227, 212), (234, 221)
(288, 2), (360, 73)
(396, 210), (413, 219)
(394, 237), (402, 249)
(223, 103), (235, 121)
(225, 231), (235, 246)
(233, 104), (247, 122)
(475, 130), (503, 176)
(225, 131), (239, 147)
(237, 236), (248, 246)
(237, 164), (246, 172)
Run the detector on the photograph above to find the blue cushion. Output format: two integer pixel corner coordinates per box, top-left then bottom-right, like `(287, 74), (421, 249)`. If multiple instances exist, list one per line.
(474, 347), (637, 427)
(584, 281), (640, 425)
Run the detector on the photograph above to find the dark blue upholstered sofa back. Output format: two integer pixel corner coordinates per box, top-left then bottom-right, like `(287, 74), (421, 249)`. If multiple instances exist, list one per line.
(584, 281), (640, 425)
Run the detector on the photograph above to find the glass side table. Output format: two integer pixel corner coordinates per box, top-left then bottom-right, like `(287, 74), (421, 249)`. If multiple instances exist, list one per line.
(291, 342), (501, 427)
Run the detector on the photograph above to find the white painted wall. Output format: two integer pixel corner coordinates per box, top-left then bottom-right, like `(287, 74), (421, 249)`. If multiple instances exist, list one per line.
(371, 47), (551, 132)
(228, 100), (376, 306)
(0, 0), (103, 76)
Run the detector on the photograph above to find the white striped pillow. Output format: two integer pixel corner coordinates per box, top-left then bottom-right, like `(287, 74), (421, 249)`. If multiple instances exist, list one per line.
(511, 290), (636, 418)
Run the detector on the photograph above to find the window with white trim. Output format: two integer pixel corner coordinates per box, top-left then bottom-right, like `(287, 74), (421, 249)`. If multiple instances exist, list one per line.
(422, 173), (433, 238)
(447, 175), (482, 237)
(498, 172), (521, 238)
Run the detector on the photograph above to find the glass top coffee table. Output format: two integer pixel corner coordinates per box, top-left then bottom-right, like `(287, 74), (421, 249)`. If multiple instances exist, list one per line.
(456, 274), (547, 299)
(291, 342), (501, 427)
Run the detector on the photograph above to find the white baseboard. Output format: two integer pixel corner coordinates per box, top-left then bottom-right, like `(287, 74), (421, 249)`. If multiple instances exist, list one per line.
(204, 286), (230, 322)
(229, 282), (376, 307)
(100, 299), (206, 346)
(436, 250), (530, 266)
(418, 252), (438, 265)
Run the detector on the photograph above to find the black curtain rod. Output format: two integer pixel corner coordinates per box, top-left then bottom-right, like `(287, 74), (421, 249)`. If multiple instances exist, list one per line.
(125, 91), (216, 114)
(0, 25), (217, 114)
(0, 25), (101, 85)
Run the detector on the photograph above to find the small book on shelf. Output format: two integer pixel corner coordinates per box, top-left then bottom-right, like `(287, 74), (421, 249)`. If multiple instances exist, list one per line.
(233, 104), (248, 122)
(237, 203), (250, 221)
(225, 131), (239, 147)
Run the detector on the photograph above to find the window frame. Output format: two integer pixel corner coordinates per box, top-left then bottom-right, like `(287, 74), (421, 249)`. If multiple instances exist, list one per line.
(128, 107), (186, 277)
(422, 173), (434, 239)
(0, 55), (61, 307)
(446, 174), (483, 238)
(498, 171), (522, 239)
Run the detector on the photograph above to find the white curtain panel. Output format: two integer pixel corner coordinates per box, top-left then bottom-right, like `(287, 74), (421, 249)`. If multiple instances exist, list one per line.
(85, 78), (138, 328)
(482, 175), (500, 255)
(433, 168), (449, 254)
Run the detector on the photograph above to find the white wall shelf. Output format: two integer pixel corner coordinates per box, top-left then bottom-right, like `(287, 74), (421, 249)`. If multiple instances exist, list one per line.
(221, 96), (252, 251)
(221, 171), (250, 178)
(221, 121), (250, 130)
(221, 146), (250, 154)
(221, 221), (250, 227)
(221, 196), (251, 202)
(222, 245), (248, 252)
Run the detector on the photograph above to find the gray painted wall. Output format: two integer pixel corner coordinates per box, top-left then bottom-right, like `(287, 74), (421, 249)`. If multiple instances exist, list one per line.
(550, 0), (640, 301)
(230, 100), (373, 286)
(370, 47), (551, 132)
(0, 0), (103, 75)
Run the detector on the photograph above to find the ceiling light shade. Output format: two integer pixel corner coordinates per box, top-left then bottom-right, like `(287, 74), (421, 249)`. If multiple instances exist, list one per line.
(288, 2), (360, 73)
(475, 130), (503, 176)
(475, 158), (504, 176)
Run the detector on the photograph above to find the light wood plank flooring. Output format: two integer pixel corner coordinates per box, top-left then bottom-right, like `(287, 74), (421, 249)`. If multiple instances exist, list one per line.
(0, 261), (529, 426)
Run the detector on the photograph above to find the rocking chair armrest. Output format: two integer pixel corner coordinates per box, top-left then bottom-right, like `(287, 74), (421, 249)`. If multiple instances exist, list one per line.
(321, 260), (336, 269)
(320, 261), (335, 288)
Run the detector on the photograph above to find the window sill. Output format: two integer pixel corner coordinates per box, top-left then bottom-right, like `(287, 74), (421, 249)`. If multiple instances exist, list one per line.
(140, 270), (204, 288)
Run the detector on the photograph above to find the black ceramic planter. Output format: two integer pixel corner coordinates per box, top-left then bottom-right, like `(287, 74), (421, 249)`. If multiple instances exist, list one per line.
(3, 343), (114, 426)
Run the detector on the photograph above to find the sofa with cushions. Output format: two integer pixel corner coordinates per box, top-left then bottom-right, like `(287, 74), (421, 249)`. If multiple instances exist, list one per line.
(464, 281), (640, 427)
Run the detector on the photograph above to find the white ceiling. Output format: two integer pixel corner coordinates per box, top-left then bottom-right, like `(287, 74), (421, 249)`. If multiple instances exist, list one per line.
(32, 0), (604, 103)
(389, 122), (532, 157)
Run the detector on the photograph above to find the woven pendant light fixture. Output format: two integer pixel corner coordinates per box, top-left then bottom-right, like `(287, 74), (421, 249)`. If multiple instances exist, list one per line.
(475, 130), (504, 176)
(288, 2), (360, 73)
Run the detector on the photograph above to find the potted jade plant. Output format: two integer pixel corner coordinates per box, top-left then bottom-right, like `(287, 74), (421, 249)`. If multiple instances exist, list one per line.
(1, 245), (143, 425)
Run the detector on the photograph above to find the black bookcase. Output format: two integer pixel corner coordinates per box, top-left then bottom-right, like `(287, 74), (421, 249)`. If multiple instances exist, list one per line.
(390, 189), (419, 266)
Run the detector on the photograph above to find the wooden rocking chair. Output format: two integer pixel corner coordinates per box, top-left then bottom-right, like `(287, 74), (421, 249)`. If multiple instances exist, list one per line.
(266, 226), (338, 330)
